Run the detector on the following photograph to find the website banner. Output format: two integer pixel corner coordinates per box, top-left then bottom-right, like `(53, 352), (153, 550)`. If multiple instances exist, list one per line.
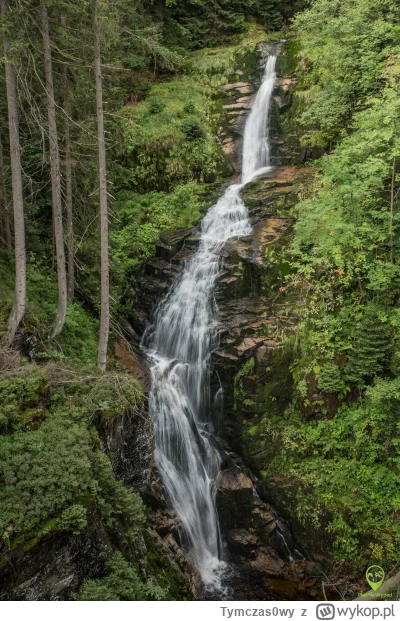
(1, 600), (399, 621)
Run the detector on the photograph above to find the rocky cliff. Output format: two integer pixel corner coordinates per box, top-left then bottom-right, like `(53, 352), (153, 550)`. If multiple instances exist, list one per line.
(125, 40), (344, 600)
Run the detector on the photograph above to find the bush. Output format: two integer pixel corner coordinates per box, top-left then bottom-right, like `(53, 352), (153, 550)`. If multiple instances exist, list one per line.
(0, 366), (145, 539)
(148, 100), (166, 114)
(0, 419), (94, 534)
(183, 101), (197, 114)
(55, 504), (88, 535)
(0, 369), (49, 431)
(180, 119), (205, 140)
(74, 551), (167, 601)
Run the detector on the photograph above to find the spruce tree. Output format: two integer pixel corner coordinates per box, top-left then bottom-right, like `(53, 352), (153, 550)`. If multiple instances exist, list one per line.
(345, 307), (393, 386)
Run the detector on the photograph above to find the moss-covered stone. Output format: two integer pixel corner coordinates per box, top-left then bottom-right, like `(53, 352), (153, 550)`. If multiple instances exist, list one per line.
(143, 529), (194, 601)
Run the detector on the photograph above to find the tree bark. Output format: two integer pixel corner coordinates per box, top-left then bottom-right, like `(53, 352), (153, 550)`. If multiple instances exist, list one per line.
(61, 15), (74, 303)
(1, 0), (26, 347)
(0, 134), (12, 252)
(390, 154), (395, 265)
(40, 4), (67, 338)
(94, 0), (109, 371)
(390, 122), (396, 265)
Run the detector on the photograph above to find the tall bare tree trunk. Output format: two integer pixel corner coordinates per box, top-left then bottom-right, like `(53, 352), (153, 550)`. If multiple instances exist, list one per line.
(1, 0), (26, 347)
(61, 15), (74, 303)
(0, 134), (12, 252)
(94, 1), (109, 371)
(40, 4), (67, 338)
(390, 122), (397, 265)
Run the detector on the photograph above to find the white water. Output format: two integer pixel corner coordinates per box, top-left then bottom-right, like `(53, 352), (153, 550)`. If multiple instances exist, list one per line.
(145, 55), (277, 588)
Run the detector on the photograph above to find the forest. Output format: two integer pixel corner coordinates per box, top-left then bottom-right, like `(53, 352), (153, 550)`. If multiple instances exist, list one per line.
(0, 0), (400, 603)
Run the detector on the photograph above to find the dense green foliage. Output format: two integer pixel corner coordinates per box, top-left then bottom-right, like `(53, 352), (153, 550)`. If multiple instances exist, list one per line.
(0, 254), (98, 362)
(254, 0), (400, 569)
(0, 366), (145, 536)
(0, 363), (171, 599)
(146, 0), (306, 50)
(74, 551), (167, 601)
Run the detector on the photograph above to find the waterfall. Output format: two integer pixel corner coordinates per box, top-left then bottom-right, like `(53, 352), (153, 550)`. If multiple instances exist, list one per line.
(242, 55), (277, 184)
(144, 54), (277, 588)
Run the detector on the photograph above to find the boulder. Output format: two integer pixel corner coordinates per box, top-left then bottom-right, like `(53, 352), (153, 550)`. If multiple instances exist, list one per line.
(216, 467), (253, 530)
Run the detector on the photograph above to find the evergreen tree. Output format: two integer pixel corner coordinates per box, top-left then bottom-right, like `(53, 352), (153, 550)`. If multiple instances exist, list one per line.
(346, 308), (392, 386)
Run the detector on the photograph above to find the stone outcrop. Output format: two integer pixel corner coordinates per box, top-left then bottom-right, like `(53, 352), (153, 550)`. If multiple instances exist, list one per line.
(215, 462), (337, 600)
(0, 507), (110, 601)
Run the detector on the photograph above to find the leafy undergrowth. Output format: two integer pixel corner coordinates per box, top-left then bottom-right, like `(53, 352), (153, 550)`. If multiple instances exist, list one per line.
(257, 391), (400, 569)
(0, 362), (174, 599)
(111, 182), (210, 287)
(117, 78), (224, 193)
(74, 551), (167, 601)
(247, 0), (400, 573)
(0, 363), (144, 535)
(0, 253), (98, 363)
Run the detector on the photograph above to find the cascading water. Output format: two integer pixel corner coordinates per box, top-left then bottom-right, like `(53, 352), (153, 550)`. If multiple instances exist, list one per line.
(144, 54), (277, 588)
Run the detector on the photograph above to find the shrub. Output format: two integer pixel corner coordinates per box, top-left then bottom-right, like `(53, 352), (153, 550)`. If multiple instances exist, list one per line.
(180, 119), (206, 140)
(74, 551), (167, 601)
(183, 101), (197, 114)
(148, 100), (166, 114)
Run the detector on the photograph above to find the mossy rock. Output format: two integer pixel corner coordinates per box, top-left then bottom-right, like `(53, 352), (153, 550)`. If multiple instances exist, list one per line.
(276, 38), (301, 77)
(143, 529), (193, 601)
(237, 345), (294, 470)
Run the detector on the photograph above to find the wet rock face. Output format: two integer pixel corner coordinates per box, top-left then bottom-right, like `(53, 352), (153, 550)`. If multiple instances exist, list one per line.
(212, 167), (315, 456)
(215, 462), (336, 601)
(218, 39), (303, 174)
(217, 467), (254, 530)
(95, 406), (154, 494)
(128, 160), (321, 599)
(0, 509), (109, 601)
(128, 226), (197, 336)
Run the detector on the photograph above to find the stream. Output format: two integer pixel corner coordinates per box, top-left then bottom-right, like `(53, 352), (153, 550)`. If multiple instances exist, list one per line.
(144, 54), (278, 592)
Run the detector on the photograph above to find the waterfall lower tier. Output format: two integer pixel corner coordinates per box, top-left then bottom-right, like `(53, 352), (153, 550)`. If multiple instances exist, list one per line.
(144, 54), (277, 589)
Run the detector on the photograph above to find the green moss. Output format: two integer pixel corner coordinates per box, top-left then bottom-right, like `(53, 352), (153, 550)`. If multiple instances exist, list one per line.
(277, 38), (301, 76)
(143, 530), (193, 601)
